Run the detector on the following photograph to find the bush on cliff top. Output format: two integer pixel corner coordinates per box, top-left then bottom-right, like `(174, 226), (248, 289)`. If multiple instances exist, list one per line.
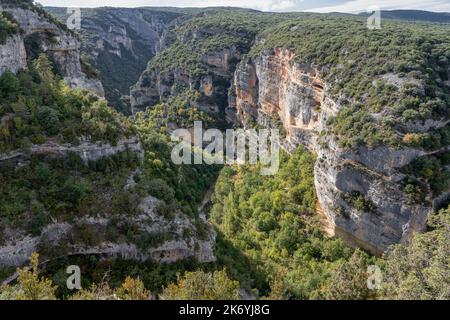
(0, 54), (135, 152)
(0, 11), (22, 44)
(251, 14), (450, 150)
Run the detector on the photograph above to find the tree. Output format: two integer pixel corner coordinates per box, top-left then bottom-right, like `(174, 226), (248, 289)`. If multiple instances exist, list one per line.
(33, 54), (57, 87)
(0, 253), (57, 300)
(0, 70), (20, 99)
(160, 270), (240, 300)
(37, 106), (61, 135)
(380, 209), (450, 300)
(317, 250), (372, 300)
(70, 282), (115, 300)
(70, 276), (151, 300)
(115, 277), (151, 300)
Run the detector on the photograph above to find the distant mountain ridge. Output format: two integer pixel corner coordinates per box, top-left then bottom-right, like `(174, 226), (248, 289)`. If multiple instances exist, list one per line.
(359, 10), (450, 23)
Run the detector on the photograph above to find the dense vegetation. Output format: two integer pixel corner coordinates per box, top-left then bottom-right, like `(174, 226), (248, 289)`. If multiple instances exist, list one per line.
(148, 11), (289, 77)
(160, 270), (240, 300)
(0, 11), (21, 44)
(0, 4), (449, 301)
(4, 149), (447, 300)
(0, 253), (238, 300)
(401, 151), (450, 201)
(381, 207), (449, 299)
(209, 147), (375, 299)
(132, 95), (220, 214)
(0, 54), (217, 271)
(251, 14), (450, 150)
(0, 55), (135, 152)
(133, 90), (224, 132)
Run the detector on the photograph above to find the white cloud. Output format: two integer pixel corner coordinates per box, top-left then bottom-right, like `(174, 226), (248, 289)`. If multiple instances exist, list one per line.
(307, 0), (450, 13)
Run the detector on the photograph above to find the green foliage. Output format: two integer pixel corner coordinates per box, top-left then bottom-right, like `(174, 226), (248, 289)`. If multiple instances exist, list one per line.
(0, 253), (57, 300)
(411, 125), (450, 151)
(381, 208), (450, 300)
(211, 147), (359, 299)
(0, 54), (135, 152)
(0, 11), (22, 44)
(0, 150), (139, 235)
(343, 191), (377, 213)
(0, 54), (217, 268)
(316, 250), (374, 300)
(0, 70), (20, 99)
(160, 270), (240, 300)
(251, 14), (450, 149)
(40, 255), (202, 299)
(133, 91), (223, 131)
(133, 104), (220, 215)
(1, 254), (152, 300)
(402, 151), (450, 198)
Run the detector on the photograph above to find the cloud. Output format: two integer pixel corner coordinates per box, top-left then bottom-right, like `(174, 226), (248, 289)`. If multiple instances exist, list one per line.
(307, 0), (450, 13)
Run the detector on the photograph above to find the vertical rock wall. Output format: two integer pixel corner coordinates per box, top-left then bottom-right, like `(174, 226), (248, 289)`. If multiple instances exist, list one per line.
(232, 48), (442, 255)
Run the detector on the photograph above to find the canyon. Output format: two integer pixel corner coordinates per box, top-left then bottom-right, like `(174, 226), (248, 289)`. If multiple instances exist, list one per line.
(0, 4), (216, 269)
(229, 48), (445, 254)
(129, 21), (449, 255)
(0, 4), (104, 96)
(0, 4), (448, 272)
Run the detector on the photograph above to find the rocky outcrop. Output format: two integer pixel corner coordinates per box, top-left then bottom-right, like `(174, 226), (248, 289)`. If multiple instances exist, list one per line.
(0, 132), (216, 268)
(0, 195), (215, 268)
(230, 48), (336, 151)
(131, 35), (243, 114)
(0, 34), (27, 75)
(0, 5), (104, 96)
(0, 136), (144, 165)
(232, 48), (448, 255)
(45, 7), (187, 112)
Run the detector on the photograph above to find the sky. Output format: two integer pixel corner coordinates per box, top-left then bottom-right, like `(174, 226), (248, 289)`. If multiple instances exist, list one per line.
(37, 0), (450, 13)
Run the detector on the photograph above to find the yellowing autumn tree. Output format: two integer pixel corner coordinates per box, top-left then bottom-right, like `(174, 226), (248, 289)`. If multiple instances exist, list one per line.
(160, 270), (240, 300)
(0, 253), (56, 300)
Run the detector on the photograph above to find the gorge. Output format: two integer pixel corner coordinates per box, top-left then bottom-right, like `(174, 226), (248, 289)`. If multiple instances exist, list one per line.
(0, 1), (449, 300)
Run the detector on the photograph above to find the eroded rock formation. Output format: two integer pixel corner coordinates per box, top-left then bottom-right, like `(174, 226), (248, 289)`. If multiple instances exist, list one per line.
(0, 195), (215, 269)
(45, 7), (187, 112)
(0, 5), (104, 96)
(231, 48), (447, 255)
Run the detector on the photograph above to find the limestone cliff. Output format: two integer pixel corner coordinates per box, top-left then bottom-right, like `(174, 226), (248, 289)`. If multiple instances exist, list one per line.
(45, 7), (186, 113)
(0, 4), (104, 96)
(0, 34), (27, 75)
(231, 48), (449, 255)
(0, 195), (215, 269)
(0, 136), (216, 267)
(131, 45), (241, 115)
(129, 12), (255, 116)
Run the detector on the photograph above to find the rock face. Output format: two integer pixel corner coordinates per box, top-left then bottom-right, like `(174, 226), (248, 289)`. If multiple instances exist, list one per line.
(131, 46), (242, 114)
(230, 48), (337, 151)
(45, 7), (186, 113)
(0, 5), (104, 96)
(0, 137), (216, 268)
(0, 34), (27, 75)
(0, 136), (144, 165)
(0, 195), (215, 268)
(231, 48), (447, 255)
